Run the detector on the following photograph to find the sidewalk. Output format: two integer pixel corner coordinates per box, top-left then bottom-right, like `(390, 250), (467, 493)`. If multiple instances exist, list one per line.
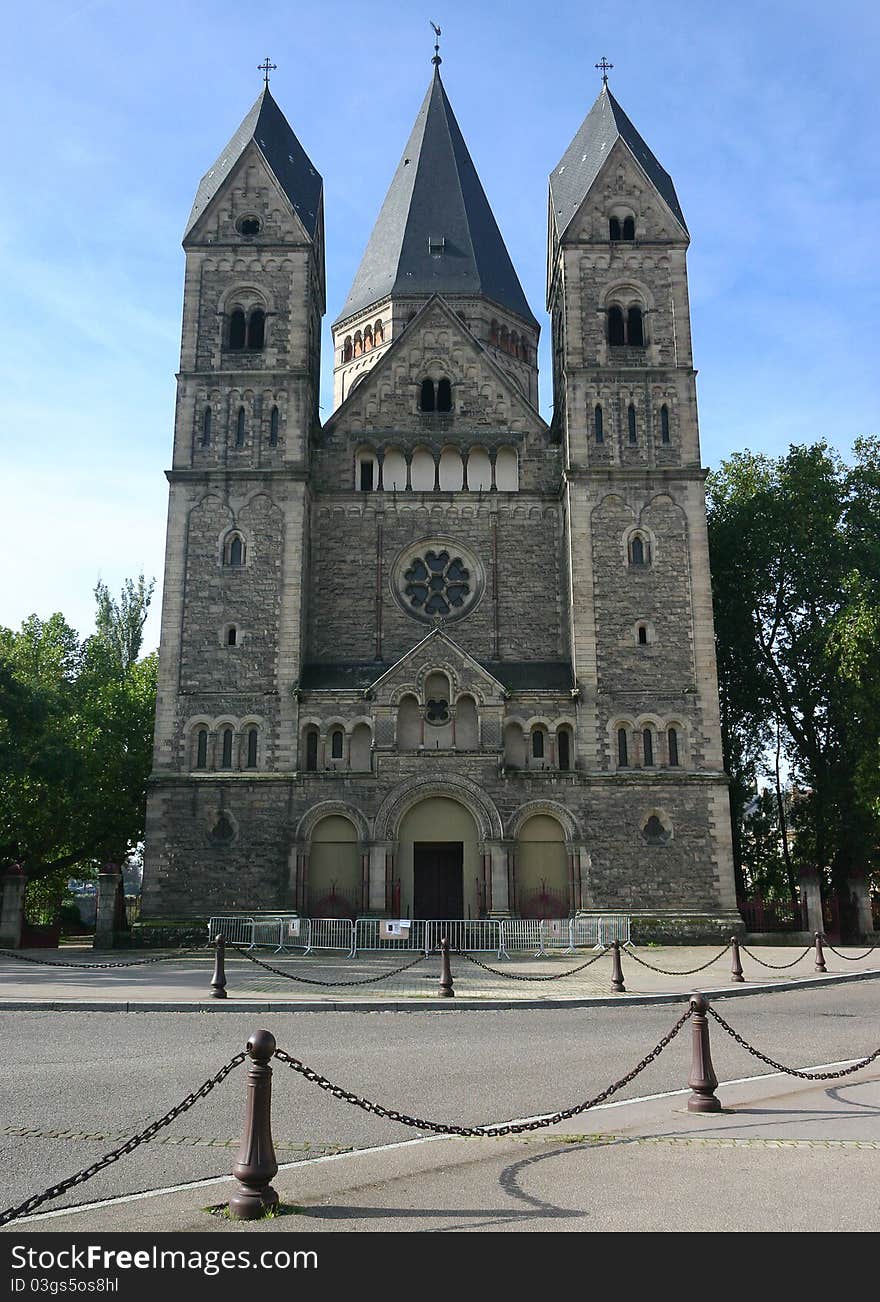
(8, 1063), (879, 1233)
(1, 943), (878, 1010)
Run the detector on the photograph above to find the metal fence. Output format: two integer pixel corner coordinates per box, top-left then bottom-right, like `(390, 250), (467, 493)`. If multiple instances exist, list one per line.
(207, 914), (306, 951)
(305, 918), (356, 956)
(423, 919), (503, 956)
(354, 918), (427, 954)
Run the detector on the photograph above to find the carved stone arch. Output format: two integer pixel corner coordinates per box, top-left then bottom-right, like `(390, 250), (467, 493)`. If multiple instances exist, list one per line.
(387, 683), (421, 707)
(212, 715), (240, 732)
(635, 713), (664, 732)
(415, 663), (460, 699)
(601, 278), (655, 313)
(298, 715), (324, 731)
(506, 800), (583, 843)
(523, 714), (555, 732)
(592, 492), (635, 522)
(185, 714), (214, 734)
(296, 801), (371, 844)
(239, 714), (266, 729)
(322, 717), (349, 735)
(374, 775), (503, 843)
(220, 283), (271, 313)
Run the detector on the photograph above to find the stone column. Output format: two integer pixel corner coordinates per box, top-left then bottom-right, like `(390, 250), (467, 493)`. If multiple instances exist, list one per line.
(367, 842), (393, 914)
(0, 865), (26, 949)
(799, 866), (824, 936)
(94, 863), (128, 950)
(847, 874), (876, 938)
(485, 841), (512, 917)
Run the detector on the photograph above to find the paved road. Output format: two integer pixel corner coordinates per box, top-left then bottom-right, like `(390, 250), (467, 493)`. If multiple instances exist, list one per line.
(2, 980), (877, 1221)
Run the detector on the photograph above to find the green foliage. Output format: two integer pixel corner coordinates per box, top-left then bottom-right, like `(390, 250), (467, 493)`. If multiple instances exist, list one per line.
(0, 579), (157, 885)
(707, 440), (880, 907)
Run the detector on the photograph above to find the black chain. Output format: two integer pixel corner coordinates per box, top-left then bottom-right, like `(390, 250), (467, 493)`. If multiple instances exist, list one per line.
(739, 944), (813, 970)
(706, 1006), (880, 1080)
(0, 1052), (247, 1227)
(823, 943), (877, 962)
(233, 944), (428, 986)
(623, 944), (731, 976)
(0, 947), (210, 969)
(458, 948), (608, 982)
(273, 1008), (691, 1135)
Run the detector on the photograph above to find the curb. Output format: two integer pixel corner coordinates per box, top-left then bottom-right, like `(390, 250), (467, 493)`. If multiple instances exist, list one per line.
(1, 966), (878, 1012)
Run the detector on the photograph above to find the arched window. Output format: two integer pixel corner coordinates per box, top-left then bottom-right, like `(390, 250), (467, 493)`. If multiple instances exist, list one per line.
(353, 331), (362, 357)
(489, 320), (499, 345)
(628, 403), (637, 444)
(609, 216), (621, 241)
(247, 309), (265, 350)
(419, 378), (436, 412)
(660, 404), (670, 444)
(343, 336), (353, 363)
(510, 332), (520, 359)
(668, 727), (680, 767)
(229, 309), (246, 350)
(629, 534), (649, 566)
(358, 452), (375, 492)
(608, 306), (625, 346)
(227, 534), (244, 567)
(594, 404), (604, 444)
(201, 406), (212, 447)
(520, 340), (530, 365)
(374, 319), (384, 345)
(330, 729), (344, 761)
(643, 728), (654, 766)
(627, 306), (644, 347)
(235, 406), (245, 448)
(363, 325), (373, 352)
(269, 405), (279, 447)
(195, 728), (208, 770)
(246, 726), (258, 769)
(558, 729), (571, 771)
(532, 729), (544, 760)
(436, 378), (452, 412)
(637, 624), (648, 646)
(305, 730), (318, 773)
(622, 216), (635, 240)
(227, 626), (237, 646)
(220, 727), (233, 768)
(617, 727), (629, 767)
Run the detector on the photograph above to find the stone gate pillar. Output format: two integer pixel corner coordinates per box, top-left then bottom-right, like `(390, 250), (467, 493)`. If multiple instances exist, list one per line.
(847, 873), (876, 939)
(94, 863), (128, 949)
(0, 865), (26, 949)
(799, 866), (824, 936)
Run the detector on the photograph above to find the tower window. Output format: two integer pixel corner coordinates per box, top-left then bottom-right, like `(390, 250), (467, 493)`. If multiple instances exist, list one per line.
(629, 534), (650, 567)
(195, 727), (208, 770)
(437, 378), (452, 412)
(236, 216), (261, 236)
(419, 378), (436, 412)
(269, 405), (279, 447)
(622, 216), (635, 240)
(609, 216), (621, 241)
(627, 306), (644, 347)
(201, 406), (212, 447)
(617, 727), (629, 768)
(558, 729), (571, 771)
(643, 728), (654, 767)
(374, 319), (384, 345)
(490, 319), (499, 344)
(305, 730), (318, 772)
(229, 309), (246, 351)
(608, 306), (625, 346)
(660, 404), (670, 444)
(638, 624), (648, 645)
(220, 727), (233, 769)
(594, 404), (604, 443)
(668, 727), (680, 767)
(359, 460), (374, 492)
(628, 403), (637, 444)
(247, 309), (265, 350)
(330, 729), (344, 760)
(246, 726), (258, 769)
(531, 729), (544, 760)
(363, 325), (373, 352)
(226, 534), (245, 567)
(343, 336), (353, 363)
(235, 406), (245, 448)
(227, 626), (237, 646)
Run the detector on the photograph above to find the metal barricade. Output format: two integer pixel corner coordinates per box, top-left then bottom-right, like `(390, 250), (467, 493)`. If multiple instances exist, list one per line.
(354, 918), (426, 954)
(423, 919), (503, 956)
(565, 914), (604, 953)
(598, 915), (633, 947)
(251, 915), (309, 954)
(305, 918), (356, 957)
(208, 916), (257, 948)
(499, 919), (543, 957)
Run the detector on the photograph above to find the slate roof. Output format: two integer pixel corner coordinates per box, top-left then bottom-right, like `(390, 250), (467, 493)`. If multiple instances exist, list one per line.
(299, 661), (574, 693)
(334, 68), (537, 327)
(184, 88), (323, 240)
(550, 85), (687, 238)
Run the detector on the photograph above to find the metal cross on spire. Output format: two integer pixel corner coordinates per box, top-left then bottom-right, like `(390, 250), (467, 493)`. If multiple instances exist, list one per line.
(258, 56), (277, 87)
(430, 21), (442, 67)
(595, 56), (613, 86)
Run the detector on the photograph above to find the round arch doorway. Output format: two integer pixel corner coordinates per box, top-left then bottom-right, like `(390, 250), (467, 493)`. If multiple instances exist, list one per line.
(396, 797), (480, 919)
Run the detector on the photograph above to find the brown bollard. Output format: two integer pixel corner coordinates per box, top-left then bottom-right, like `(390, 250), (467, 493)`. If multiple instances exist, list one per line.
(687, 992), (722, 1113)
(438, 936), (455, 998)
(228, 1030), (279, 1220)
(610, 939), (626, 993)
(814, 931), (827, 973)
(210, 934), (227, 999)
(730, 935), (745, 983)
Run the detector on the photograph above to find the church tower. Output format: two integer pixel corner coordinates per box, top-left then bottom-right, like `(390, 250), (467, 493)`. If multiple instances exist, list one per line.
(546, 75), (737, 922)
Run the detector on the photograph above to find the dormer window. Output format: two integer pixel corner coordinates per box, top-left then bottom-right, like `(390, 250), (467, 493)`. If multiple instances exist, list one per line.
(428, 234), (445, 256)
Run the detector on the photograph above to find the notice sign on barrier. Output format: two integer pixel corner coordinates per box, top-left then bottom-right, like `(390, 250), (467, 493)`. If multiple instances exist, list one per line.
(381, 920), (411, 939)
(286, 919), (301, 937)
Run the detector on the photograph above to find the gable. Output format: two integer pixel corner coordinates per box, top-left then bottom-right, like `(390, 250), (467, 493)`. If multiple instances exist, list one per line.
(184, 141), (317, 249)
(563, 139), (688, 245)
(368, 629), (507, 707)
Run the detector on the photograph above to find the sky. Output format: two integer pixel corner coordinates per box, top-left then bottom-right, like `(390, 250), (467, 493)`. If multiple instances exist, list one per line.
(0, 0), (877, 655)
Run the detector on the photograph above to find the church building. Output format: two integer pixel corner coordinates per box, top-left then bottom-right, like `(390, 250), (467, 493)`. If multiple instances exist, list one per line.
(141, 52), (739, 938)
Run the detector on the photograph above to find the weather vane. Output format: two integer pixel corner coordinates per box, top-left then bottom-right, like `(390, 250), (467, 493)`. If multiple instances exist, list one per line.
(595, 56), (613, 86)
(258, 56), (277, 88)
(430, 21), (442, 67)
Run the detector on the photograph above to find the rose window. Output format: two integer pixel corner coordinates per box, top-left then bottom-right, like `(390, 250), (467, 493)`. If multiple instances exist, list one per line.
(403, 550), (471, 617)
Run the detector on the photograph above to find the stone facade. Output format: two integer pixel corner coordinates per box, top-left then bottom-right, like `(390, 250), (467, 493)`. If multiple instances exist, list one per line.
(141, 77), (739, 938)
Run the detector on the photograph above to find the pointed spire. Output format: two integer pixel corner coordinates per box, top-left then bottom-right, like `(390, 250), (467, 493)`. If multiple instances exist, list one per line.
(550, 84), (687, 238)
(185, 87), (323, 240)
(334, 71), (536, 326)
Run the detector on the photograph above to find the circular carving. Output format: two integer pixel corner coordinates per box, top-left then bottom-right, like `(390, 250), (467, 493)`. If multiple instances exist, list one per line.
(235, 215), (262, 236)
(392, 538), (483, 624)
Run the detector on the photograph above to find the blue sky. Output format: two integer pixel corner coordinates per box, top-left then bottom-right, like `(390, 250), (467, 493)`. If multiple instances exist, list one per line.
(1, 0), (877, 653)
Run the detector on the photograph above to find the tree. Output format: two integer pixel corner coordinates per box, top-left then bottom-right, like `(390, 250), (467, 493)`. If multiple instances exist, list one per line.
(707, 440), (880, 930)
(0, 580), (157, 889)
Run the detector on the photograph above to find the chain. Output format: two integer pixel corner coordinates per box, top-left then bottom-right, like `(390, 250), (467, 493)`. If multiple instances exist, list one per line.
(0, 947), (210, 969)
(458, 948), (608, 982)
(623, 944), (731, 976)
(0, 1052), (247, 1228)
(706, 1006), (880, 1080)
(232, 944), (428, 986)
(823, 943), (877, 962)
(739, 944), (813, 970)
(273, 1008), (691, 1136)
